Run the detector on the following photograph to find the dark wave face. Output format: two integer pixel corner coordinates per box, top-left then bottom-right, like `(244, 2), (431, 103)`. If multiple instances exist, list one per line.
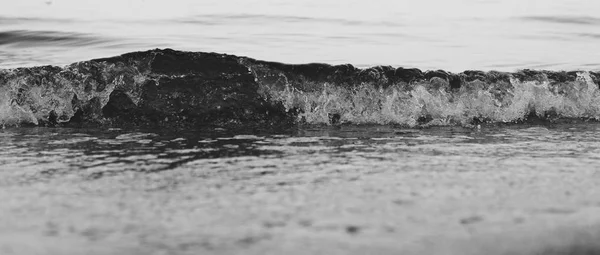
(0, 30), (107, 47)
(1, 49), (599, 129)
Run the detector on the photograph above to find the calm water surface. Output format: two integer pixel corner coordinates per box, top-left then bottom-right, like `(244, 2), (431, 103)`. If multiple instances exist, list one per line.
(1, 0), (600, 71)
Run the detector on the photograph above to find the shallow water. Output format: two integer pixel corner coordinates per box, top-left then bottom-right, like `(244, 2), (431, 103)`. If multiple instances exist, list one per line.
(2, 124), (600, 254)
(3, 1), (600, 254)
(2, 0), (600, 71)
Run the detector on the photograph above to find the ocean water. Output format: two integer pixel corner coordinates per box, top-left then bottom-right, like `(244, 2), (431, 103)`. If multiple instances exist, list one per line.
(2, 0), (600, 254)
(2, 0), (600, 71)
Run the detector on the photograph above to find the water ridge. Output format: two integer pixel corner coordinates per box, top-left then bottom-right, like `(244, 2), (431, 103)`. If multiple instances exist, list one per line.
(1, 48), (599, 128)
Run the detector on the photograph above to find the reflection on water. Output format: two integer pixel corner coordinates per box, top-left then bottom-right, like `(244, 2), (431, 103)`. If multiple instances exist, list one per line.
(2, 124), (600, 181)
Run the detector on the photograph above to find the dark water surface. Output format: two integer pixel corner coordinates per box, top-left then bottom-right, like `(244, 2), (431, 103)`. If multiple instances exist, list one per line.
(3, 123), (600, 180)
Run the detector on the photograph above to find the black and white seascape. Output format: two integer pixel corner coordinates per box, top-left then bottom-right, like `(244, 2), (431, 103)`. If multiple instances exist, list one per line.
(2, 1), (600, 255)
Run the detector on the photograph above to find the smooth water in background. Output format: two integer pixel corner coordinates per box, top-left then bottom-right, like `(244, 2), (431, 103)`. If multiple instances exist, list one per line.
(2, 1), (600, 254)
(1, 0), (600, 71)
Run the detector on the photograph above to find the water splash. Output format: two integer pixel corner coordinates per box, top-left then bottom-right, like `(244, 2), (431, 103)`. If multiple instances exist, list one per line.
(1, 49), (599, 128)
(262, 71), (600, 127)
(0, 60), (148, 127)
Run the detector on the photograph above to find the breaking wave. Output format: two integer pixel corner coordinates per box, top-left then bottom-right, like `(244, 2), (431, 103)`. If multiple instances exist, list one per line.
(266, 71), (600, 126)
(0, 48), (599, 128)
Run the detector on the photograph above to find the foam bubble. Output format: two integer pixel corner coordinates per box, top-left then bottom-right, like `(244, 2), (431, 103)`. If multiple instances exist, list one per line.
(263, 72), (600, 127)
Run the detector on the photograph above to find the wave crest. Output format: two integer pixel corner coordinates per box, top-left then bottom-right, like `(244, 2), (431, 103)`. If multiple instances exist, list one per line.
(261, 70), (600, 126)
(1, 48), (599, 128)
